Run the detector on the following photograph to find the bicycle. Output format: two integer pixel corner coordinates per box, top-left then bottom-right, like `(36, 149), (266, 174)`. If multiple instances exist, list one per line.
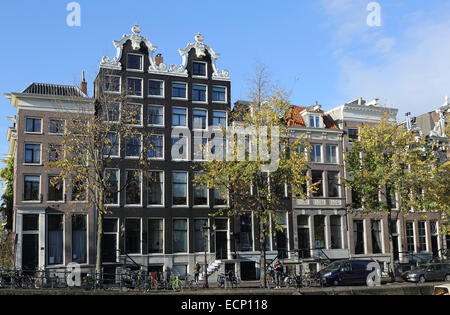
(169, 274), (181, 291)
(182, 274), (199, 291)
(217, 270), (240, 289)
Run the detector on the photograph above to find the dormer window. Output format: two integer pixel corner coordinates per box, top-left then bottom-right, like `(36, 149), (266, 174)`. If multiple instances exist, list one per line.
(127, 54), (143, 71)
(309, 116), (321, 128)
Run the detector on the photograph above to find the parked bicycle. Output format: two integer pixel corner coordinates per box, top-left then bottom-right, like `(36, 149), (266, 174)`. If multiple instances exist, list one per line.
(182, 274), (199, 291)
(217, 270), (240, 289)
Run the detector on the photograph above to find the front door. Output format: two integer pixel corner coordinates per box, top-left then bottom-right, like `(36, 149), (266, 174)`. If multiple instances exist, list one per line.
(216, 231), (228, 260)
(22, 234), (38, 272)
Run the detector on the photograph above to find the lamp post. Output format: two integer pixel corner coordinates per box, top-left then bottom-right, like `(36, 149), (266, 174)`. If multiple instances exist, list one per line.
(200, 225), (211, 288)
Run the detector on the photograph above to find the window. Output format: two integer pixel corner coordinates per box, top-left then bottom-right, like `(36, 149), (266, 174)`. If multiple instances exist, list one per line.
(330, 216), (342, 249)
(309, 116), (321, 128)
(71, 177), (87, 202)
(418, 221), (427, 252)
(72, 215), (87, 263)
(172, 172), (188, 206)
(148, 171), (164, 206)
(125, 135), (142, 158)
(211, 138), (226, 161)
(148, 219), (164, 254)
(192, 85), (207, 102)
(326, 145), (337, 164)
(311, 171), (323, 197)
(49, 144), (62, 162)
(49, 119), (65, 134)
(193, 109), (207, 130)
(149, 135), (164, 159)
(193, 173), (208, 206)
(193, 62), (206, 76)
(125, 219), (141, 254)
(212, 111), (227, 128)
(23, 214), (39, 231)
(172, 265), (188, 280)
(148, 105), (164, 126)
(48, 214), (63, 265)
(214, 187), (228, 207)
(310, 144), (322, 163)
(25, 118), (42, 133)
(172, 108), (187, 127)
(48, 176), (64, 202)
(353, 220), (365, 254)
(173, 219), (188, 253)
(352, 188), (362, 209)
(172, 136), (188, 160)
(105, 169), (119, 205)
(212, 87), (226, 102)
(102, 219), (118, 263)
(125, 170), (141, 206)
(104, 132), (119, 157)
(127, 78), (143, 96)
(25, 144), (41, 164)
(406, 221), (415, 252)
(194, 219), (208, 252)
(148, 80), (164, 97)
(24, 175), (40, 201)
(297, 216), (310, 258)
(371, 220), (383, 254)
(123, 103), (142, 125)
(127, 54), (143, 71)
(103, 103), (120, 122)
(327, 171), (340, 198)
(240, 215), (253, 252)
(172, 83), (187, 99)
(314, 216), (326, 249)
(104, 75), (121, 93)
(348, 128), (358, 141)
(193, 137), (208, 161)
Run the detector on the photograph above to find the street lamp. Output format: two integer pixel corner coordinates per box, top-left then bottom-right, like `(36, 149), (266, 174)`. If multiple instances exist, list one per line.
(200, 225), (211, 288)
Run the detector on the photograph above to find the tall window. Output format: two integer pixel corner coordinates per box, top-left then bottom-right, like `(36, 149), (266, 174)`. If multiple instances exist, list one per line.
(102, 219), (118, 263)
(193, 109), (207, 130)
(25, 118), (42, 133)
(105, 169), (119, 205)
(148, 219), (164, 254)
(418, 221), (427, 252)
(172, 172), (188, 206)
(212, 87), (226, 102)
(311, 171), (323, 197)
(326, 145), (337, 164)
(127, 54), (143, 71)
(353, 220), (365, 254)
(194, 219), (208, 253)
(72, 215), (87, 263)
(192, 85), (207, 102)
(149, 135), (164, 159)
(193, 173), (208, 206)
(127, 78), (143, 96)
(47, 214), (63, 265)
(148, 171), (164, 206)
(314, 216), (326, 249)
(148, 80), (164, 97)
(48, 176), (64, 202)
(172, 83), (187, 99)
(173, 219), (188, 253)
(214, 187), (228, 207)
(309, 116), (320, 128)
(172, 108), (187, 127)
(297, 216), (310, 258)
(148, 105), (164, 126)
(72, 177), (87, 202)
(49, 119), (65, 134)
(125, 219), (141, 254)
(104, 75), (121, 93)
(212, 111), (227, 128)
(49, 144), (62, 162)
(104, 132), (119, 157)
(330, 216), (342, 249)
(25, 144), (41, 164)
(406, 221), (415, 252)
(371, 220), (383, 254)
(126, 170), (141, 205)
(103, 103), (120, 122)
(125, 135), (142, 158)
(310, 144), (322, 163)
(172, 136), (188, 160)
(193, 137), (208, 161)
(193, 62), (206, 76)
(123, 104), (142, 125)
(240, 215), (253, 252)
(347, 128), (358, 141)
(327, 171), (340, 198)
(24, 175), (40, 201)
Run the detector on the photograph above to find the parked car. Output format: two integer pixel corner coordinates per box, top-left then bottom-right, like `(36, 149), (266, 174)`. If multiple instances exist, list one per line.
(402, 263), (450, 283)
(319, 260), (377, 286)
(433, 284), (450, 295)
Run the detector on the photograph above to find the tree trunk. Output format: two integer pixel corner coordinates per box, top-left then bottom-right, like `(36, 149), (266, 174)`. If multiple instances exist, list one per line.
(95, 205), (104, 279)
(259, 219), (267, 288)
(386, 185), (397, 282)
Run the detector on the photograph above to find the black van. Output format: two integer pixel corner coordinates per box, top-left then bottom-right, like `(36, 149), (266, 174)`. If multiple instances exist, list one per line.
(319, 260), (377, 286)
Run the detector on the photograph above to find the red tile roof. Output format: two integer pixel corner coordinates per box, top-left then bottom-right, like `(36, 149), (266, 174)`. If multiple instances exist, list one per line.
(287, 106), (339, 130)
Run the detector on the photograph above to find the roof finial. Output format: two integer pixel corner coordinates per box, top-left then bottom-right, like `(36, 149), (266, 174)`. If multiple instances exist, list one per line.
(132, 24), (141, 35)
(82, 70), (86, 82)
(445, 96), (449, 106)
(195, 32), (204, 43)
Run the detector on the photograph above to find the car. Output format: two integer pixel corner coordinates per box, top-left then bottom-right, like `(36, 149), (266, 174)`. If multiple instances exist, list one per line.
(433, 284), (450, 295)
(319, 260), (377, 286)
(402, 263), (450, 283)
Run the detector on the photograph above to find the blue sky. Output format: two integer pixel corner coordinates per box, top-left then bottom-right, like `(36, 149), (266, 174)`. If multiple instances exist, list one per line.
(1, 0), (450, 168)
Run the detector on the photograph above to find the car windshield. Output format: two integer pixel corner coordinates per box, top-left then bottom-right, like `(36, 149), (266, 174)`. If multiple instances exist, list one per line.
(322, 261), (343, 272)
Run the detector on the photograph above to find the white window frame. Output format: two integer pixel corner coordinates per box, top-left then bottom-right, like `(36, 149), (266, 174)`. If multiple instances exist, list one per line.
(104, 169), (120, 207)
(46, 213), (66, 267)
(212, 110), (228, 129)
(124, 217), (143, 256)
(126, 77), (144, 98)
(212, 86), (227, 104)
(192, 61), (208, 79)
(193, 172), (209, 208)
(47, 175), (65, 203)
(172, 106), (188, 128)
(172, 218), (189, 254)
(49, 119), (66, 135)
(148, 217), (165, 255)
(172, 171), (189, 207)
(125, 134), (143, 159)
(104, 131), (121, 158)
(192, 108), (208, 131)
(124, 169), (143, 207)
(123, 103), (143, 127)
(103, 217), (119, 261)
(103, 75), (122, 94)
(24, 117), (43, 134)
(147, 105), (165, 127)
(148, 134), (165, 160)
(148, 79), (165, 98)
(192, 84), (208, 104)
(193, 217), (210, 253)
(24, 142), (43, 166)
(171, 135), (189, 162)
(172, 82), (188, 100)
(193, 137), (208, 162)
(23, 174), (41, 203)
(126, 53), (144, 72)
(70, 213), (89, 265)
(147, 170), (165, 208)
(326, 144), (338, 164)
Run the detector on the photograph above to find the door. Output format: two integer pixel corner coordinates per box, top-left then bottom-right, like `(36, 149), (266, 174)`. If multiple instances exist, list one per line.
(431, 236), (439, 259)
(216, 231), (228, 260)
(22, 234), (38, 272)
(241, 262), (257, 281)
(102, 234), (117, 263)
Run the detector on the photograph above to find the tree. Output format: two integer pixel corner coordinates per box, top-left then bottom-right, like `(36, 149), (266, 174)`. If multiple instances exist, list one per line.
(194, 64), (313, 288)
(49, 74), (154, 277)
(0, 157), (14, 231)
(344, 117), (446, 280)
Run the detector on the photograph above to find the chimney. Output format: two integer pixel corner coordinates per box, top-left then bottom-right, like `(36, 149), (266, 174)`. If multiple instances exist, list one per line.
(155, 54), (164, 67)
(80, 70), (88, 96)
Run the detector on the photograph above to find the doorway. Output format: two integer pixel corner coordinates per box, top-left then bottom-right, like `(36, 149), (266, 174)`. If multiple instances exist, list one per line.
(241, 262), (257, 280)
(22, 234), (38, 272)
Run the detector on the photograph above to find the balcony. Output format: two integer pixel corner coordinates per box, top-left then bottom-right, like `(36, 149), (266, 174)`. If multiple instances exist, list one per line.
(295, 198), (346, 208)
